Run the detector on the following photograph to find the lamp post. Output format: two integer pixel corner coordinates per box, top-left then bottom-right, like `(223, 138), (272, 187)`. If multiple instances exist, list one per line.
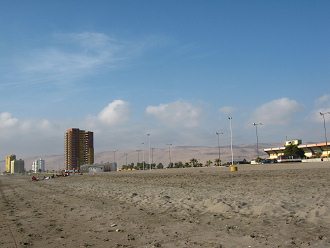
(320, 112), (330, 157)
(166, 143), (172, 167)
(136, 150), (141, 166)
(253, 122), (263, 159)
(147, 133), (151, 170)
(228, 116), (234, 166)
(125, 153), (128, 167)
(151, 147), (155, 168)
(216, 132), (223, 166)
(113, 150), (117, 165)
(141, 142), (145, 170)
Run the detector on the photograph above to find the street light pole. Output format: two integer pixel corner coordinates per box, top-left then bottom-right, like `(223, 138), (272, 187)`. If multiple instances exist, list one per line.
(136, 150), (141, 165)
(113, 150), (117, 165)
(147, 133), (151, 170)
(151, 147), (155, 168)
(320, 112), (330, 157)
(216, 132), (223, 166)
(253, 122), (263, 159)
(141, 142), (145, 170)
(228, 116), (234, 165)
(166, 143), (172, 167)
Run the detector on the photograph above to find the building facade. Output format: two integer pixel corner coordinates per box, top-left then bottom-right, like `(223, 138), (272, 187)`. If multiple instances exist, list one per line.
(11, 159), (25, 174)
(264, 139), (330, 159)
(65, 128), (94, 170)
(80, 162), (117, 173)
(5, 154), (16, 173)
(32, 158), (46, 173)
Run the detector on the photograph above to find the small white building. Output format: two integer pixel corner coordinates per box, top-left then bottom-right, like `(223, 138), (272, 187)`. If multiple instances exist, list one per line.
(32, 158), (46, 173)
(80, 162), (117, 173)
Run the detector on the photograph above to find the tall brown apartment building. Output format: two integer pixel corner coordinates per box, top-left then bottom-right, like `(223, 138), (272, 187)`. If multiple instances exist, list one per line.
(65, 128), (94, 170)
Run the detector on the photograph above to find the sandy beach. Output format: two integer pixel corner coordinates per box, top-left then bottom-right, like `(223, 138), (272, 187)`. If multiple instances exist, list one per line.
(1, 162), (330, 248)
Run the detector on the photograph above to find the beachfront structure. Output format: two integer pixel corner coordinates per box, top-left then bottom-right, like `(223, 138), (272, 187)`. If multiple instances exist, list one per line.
(32, 158), (46, 173)
(10, 159), (25, 174)
(5, 154), (16, 173)
(264, 140), (330, 159)
(65, 128), (94, 171)
(80, 162), (117, 173)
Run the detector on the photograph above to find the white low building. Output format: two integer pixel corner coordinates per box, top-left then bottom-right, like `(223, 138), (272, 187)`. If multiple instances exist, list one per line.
(80, 162), (117, 173)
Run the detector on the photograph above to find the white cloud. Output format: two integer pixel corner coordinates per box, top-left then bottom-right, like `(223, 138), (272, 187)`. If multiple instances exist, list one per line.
(307, 94), (330, 123)
(251, 98), (301, 125)
(7, 32), (135, 90)
(19, 32), (122, 80)
(0, 112), (18, 128)
(219, 106), (235, 115)
(146, 101), (201, 128)
(0, 112), (55, 133)
(316, 94), (330, 106)
(98, 100), (130, 126)
(39, 119), (52, 130)
(2, 32), (171, 92)
(0, 112), (65, 158)
(64, 32), (114, 50)
(310, 108), (330, 123)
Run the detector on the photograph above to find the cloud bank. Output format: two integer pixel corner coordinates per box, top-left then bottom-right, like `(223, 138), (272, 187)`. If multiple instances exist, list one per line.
(146, 101), (201, 128)
(251, 98), (301, 125)
(98, 100), (130, 126)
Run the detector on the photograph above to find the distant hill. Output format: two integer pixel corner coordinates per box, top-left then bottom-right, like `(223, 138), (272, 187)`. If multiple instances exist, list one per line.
(1, 143), (277, 172)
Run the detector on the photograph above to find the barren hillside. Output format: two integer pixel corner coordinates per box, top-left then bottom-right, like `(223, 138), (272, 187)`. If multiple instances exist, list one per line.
(1, 144), (276, 172)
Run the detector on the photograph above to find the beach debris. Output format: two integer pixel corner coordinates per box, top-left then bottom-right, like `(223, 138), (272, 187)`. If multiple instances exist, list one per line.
(21, 241), (32, 246)
(153, 241), (162, 247)
(225, 225), (239, 233)
(110, 224), (117, 227)
(116, 229), (124, 232)
(82, 242), (93, 247)
(127, 234), (135, 240)
(31, 176), (39, 181)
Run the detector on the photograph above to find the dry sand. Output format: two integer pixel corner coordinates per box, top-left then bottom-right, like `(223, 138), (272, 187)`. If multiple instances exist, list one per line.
(1, 162), (330, 248)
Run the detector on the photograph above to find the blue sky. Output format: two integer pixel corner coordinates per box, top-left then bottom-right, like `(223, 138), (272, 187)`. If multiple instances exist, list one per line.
(0, 0), (329, 158)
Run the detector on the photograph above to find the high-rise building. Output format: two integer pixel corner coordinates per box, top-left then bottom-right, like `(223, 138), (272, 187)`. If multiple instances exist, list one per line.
(11, 159), (25, 174)
(65, 128), (94, 170)
(5, 154), (16, 173)
(32, 158), (46, 173)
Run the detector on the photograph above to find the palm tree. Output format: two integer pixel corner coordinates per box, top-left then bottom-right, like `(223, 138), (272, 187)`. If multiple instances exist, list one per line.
(205, 160), (213, 167)
(189, 158), (199, 167)
(214, 158), (221, 166)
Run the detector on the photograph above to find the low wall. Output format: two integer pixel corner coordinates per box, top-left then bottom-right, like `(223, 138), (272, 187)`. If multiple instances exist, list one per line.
(302, 158), (330, 163)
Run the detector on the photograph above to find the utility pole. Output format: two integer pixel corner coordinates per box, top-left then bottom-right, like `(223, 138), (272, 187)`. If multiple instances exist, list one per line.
(166, 143), (172, 167)
(136, 150), (141, 163)
(320, 112), (330, 157)
(253, 123), (263, 159)
(141, 142), (145, 170)
(216, 132), (223, 166)
(151, 147), (155, 168)
(228, 116), (234, 165)
(113, 150), (117, 164)
(147, 133), (151, 170)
